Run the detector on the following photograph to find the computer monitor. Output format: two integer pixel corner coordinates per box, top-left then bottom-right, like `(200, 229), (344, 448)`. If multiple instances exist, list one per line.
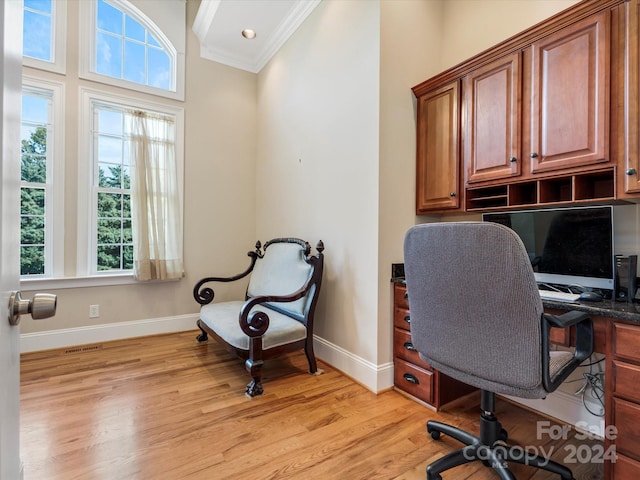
(482, 206), (614, 291)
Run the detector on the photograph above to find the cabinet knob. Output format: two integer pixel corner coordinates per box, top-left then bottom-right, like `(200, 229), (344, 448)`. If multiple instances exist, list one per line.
(627, 168), (637, 176)
(509, 157), (517, 163)
(449, 192), (456, 197)
(530, 152), (539, 158)
(404, 315), (411, 324)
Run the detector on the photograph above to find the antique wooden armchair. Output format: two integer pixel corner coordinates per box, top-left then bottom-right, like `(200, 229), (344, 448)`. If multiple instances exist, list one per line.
(193, 237), (325, 396)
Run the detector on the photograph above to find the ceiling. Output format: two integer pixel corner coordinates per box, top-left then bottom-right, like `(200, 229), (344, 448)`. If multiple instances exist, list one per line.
(192, 0), (321, 74)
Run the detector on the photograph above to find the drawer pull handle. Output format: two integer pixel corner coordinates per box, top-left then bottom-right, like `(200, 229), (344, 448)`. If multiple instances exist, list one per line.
(404, 292), (408, 300)
(404, 315), (411, 324)
(403, 373), (419, 384)
(404, 342), (417, 351)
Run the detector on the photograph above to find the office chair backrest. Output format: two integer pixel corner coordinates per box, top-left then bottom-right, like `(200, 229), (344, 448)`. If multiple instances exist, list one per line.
(404, 222), (548, 398)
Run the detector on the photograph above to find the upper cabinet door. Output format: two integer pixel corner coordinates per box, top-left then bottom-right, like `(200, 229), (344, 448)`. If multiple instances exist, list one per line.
(623, 0), (640, 195)
(463, 52), (521, 185)
(529, 11), (610, 174)
(415, 81), (461, 213)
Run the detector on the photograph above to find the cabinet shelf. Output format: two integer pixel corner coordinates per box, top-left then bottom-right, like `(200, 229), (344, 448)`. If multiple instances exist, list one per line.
(465, 169), (615, 212)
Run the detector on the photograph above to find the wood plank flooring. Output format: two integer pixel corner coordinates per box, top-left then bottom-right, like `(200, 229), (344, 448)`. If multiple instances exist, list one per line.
(20, 331), (604, 479)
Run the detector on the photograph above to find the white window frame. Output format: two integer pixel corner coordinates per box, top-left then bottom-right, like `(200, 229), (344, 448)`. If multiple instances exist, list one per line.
(20, 77), (65, 281)
(77, 87), (185, 279)
(78, 0), (185, 101)
(23, 0), (67, 74)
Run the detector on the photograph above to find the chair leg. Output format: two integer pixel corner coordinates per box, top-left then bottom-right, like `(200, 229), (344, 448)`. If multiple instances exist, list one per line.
(195, 320), (208, 343)
(426, 444), (517, 480)
(427, 420), (479, 446)
(304, 338), (318, 374)
(426, 446), (478, 480)
(244, 358), (264, 397)
(502, 446), (575, 480)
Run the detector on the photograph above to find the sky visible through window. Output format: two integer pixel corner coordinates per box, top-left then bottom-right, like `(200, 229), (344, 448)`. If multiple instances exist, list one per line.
(23, 0), (53, 62)
(96, 0), (171, 90)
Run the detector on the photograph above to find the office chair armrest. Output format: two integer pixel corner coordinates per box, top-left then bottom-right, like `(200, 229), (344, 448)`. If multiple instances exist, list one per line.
(541, 311), (594, 393)
(543, 310), (589, 329)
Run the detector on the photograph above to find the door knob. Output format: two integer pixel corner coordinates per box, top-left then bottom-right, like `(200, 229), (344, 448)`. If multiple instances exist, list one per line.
(8, 291), (57, 326)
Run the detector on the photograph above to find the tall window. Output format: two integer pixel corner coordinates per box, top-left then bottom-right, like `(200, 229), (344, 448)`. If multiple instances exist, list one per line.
(83, 92), (184, 278)
(22, 0), (67, 73)
(23, 0), (53, 62)
(20, 80), (64, 278)
(92, 103), (134, 272)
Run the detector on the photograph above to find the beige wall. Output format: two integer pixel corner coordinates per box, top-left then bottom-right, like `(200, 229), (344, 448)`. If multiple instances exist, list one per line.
(378, 1), (444, 365)
(256, 0), (381, 363)
(20, 0), (257, 334)
(440, 0), (581, 69)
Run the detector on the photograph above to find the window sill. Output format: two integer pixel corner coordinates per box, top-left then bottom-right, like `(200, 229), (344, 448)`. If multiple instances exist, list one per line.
(20, 273), (138, 291)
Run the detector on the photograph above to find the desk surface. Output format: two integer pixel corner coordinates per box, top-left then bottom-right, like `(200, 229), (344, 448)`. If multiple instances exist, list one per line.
(541, 297), (640, 323)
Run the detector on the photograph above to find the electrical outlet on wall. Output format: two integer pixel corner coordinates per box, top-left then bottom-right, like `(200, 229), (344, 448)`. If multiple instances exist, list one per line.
(89, 304), (100, 318)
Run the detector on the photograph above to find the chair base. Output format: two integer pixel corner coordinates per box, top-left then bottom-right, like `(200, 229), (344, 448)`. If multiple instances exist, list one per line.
(425, 391), (575, 480)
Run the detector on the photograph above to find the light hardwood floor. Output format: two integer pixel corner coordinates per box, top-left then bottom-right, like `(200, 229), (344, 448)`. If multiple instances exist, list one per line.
(21, 331), (604, 479)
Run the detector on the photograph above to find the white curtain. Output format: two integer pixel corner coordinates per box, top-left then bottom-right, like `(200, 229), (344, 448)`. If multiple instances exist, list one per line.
(128, 109), (183, 281)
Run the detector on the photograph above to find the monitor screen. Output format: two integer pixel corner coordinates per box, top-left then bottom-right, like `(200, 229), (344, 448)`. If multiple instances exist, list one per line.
(482, 206), (614, 290)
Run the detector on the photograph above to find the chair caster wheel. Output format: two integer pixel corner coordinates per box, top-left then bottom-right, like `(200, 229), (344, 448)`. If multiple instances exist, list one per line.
(500, 428), (508, 441)
(429, 430), (441, 440)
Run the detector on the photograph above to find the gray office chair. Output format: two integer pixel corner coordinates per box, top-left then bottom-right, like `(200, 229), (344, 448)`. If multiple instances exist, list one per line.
(403, 222), (593, 480)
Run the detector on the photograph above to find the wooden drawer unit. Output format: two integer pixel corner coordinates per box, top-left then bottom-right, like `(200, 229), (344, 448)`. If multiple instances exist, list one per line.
(612, 397), (640, 461)
(393, 306), (411, 331)
(393, 283), (409, 310)
(394, 358), (433, 404)
(613, 360), (640, 403)
(392, 282), (476, 409)
(610, 321), (640, 473)
(614, 323), (640, 362)
(613, 454), (640, 478)
(393, 327), (431, 370)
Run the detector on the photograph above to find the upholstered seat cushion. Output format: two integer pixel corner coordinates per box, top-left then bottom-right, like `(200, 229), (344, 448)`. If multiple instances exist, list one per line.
(199, 301), (308, 351)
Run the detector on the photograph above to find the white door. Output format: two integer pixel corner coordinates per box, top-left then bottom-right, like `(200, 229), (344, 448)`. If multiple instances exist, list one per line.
(0, 0), (25, 478)
(0, 2), (62, 479)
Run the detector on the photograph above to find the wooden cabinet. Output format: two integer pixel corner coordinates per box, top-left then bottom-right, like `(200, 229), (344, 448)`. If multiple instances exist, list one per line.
(610, 322), (640, 477)
(415, 81), (461, 213)
(622, 0), (640, 195)
(463, 52), (521, 185)
(414, 1), (627, 213)
(392, 283), (475, 409)
(528, 11), (610, 174)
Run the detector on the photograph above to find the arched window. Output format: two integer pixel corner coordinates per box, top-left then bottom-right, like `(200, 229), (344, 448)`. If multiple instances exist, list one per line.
(79, 0), (184, 100)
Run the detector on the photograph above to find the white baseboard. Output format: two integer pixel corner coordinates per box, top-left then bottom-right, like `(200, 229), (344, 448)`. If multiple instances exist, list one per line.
(20, 314), (200, 353)
(502, 390), (605, 438)
(313, 335), (394, 393)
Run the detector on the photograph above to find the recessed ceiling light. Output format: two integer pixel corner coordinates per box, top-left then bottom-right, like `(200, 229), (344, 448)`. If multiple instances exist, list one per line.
(242, 29), (256, 39)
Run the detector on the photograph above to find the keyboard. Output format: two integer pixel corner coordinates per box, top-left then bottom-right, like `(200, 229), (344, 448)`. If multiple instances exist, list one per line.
(538, 290), (581, 303)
